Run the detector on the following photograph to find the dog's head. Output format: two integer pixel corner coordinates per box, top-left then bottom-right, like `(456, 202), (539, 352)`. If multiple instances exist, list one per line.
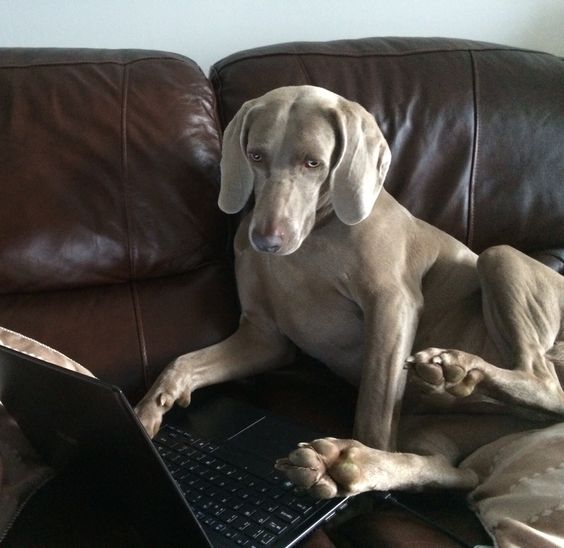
(219, 86), (391, 255)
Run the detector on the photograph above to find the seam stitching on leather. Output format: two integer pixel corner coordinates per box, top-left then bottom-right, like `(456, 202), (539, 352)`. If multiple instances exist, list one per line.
(214, 47), (555, 74)
(0, 56), (194, 70)
(130, 280), (149, 389)
(120, 64), (149, 387)
(467, 50), (479, 250)
(294, 47), (312, 83)
(120, 65), (135, 278)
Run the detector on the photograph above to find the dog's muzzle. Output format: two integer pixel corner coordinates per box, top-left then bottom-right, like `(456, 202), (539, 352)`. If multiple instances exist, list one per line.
(250, 228), (285, 254)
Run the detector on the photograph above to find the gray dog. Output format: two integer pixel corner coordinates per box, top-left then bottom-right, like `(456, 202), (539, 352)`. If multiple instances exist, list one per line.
(136, 86), (564, 498)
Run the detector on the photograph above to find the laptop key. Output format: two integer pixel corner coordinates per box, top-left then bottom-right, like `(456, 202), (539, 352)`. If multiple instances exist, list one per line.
(238, 490), (252, 501)
(231, 517), (252, 532)
(221, 511), (239, 524)
(232, 497), (245, 510)
(223, 527), (237, 539)
(250, 510), (270, 525)
(202, 514), (217, 527)
(225, 480), (242, 493)
(264, 518), (287, 535)
(286, 498), (313, 513)
(275, 507), (299, 523)
(177, 445), (196, 456)
(217, 477), (230, 488)
(255, 482), (270, 494)
(200, 496), (215, 510)
(241, 504), (257, 518)
(182, 476), (200, 489)
(266, 471), (285, 484)
(214, 521), (227, 533)
(224, 465), (239, 477)
(210, 504), (227, 518)
(245, 524), (266, 539)
(255, 531), (276, 545)
(251, 496), (266, 506)
(186, 461), (202, 473)
(263, 502), (278, 513)
(204, 442), (219, 453)
(187, 492), (202, 505)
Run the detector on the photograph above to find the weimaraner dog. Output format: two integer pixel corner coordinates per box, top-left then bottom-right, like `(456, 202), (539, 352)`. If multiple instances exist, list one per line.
(136, 85), (564, 498)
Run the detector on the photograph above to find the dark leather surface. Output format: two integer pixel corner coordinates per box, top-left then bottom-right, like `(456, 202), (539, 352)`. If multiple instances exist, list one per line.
(211, 37), (564, 257)
(0, 49), (240, 400)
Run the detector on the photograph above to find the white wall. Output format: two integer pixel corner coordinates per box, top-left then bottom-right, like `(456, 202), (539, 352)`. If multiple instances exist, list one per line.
(1, 0), (563, 73)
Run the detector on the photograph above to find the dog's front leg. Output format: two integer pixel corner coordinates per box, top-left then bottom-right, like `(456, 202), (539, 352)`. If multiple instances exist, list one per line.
(135, 317), (293, 437)
(354, 290), (421, 450)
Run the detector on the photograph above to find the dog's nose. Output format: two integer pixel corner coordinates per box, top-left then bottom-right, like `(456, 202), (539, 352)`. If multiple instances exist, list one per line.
(251, 229), (284, 253)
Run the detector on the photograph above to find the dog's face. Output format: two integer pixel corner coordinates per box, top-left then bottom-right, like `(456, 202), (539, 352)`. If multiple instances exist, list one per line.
(219, 86), (391, 255)
(244, 98), (337, 255)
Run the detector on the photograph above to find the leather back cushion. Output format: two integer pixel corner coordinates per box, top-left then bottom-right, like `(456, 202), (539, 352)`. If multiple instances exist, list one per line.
(0, 49), (225, 292)
(0, 50), (239, 399)
(211, 37), (564, 269)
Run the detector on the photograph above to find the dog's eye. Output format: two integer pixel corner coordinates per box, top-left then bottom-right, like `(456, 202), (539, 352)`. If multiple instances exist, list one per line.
(305, 159), (321, 168)
(248, 152), (263, 162)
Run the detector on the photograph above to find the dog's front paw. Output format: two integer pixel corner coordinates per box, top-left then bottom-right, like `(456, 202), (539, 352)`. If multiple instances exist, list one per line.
(407, 348), (485, 397)
(134, 365), (192, 438)
(134, 396), (168, 439)
(275, 438), (370, 498)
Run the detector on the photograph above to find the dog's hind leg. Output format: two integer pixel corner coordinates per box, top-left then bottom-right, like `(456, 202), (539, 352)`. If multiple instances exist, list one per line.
(478, 246), (564, 374)
(412, 245), (564, 414)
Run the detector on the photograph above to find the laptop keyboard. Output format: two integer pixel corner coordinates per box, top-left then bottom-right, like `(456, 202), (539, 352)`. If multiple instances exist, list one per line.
(154, 424), (325, 547)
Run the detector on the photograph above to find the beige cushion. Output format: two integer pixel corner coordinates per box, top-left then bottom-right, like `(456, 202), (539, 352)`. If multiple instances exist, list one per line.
(462, 423), (564, 547)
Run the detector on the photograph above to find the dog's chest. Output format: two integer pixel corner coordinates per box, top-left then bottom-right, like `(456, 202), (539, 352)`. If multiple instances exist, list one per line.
(237, 245), (364, 384)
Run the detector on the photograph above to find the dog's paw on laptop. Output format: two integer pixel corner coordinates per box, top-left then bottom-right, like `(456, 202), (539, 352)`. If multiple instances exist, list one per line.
(134, 388), (191, 438)
(134, 399), (167, 439)
(275, 438), (369, 498)
(134, 363), (193, 438)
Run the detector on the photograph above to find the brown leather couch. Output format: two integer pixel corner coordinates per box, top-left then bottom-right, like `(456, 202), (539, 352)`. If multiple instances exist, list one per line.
(1, 38), (563, 546)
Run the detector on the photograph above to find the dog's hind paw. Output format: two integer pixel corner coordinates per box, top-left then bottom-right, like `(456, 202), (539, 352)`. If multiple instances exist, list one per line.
(275, 438), (369, 498)
(277, 436), (481, 494)
(407, 348), (485, 397)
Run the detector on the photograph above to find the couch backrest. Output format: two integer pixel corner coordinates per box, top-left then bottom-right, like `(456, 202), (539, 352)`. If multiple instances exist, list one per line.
(0, 49), (239, 400)
(0, 40), (562, 400)
(211, 37), (564, 271)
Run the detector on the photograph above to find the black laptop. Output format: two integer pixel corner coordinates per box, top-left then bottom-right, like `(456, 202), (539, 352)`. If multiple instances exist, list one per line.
(0, 344), (349, 547)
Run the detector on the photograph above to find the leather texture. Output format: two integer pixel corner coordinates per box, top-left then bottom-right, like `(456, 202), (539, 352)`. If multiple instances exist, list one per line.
(211, 37), (564, 270)
(0, 49), (239, 402)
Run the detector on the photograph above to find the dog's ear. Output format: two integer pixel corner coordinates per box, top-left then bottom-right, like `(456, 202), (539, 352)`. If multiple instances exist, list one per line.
(218, 101), (256, 214)
(330, 100), (391, 225)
